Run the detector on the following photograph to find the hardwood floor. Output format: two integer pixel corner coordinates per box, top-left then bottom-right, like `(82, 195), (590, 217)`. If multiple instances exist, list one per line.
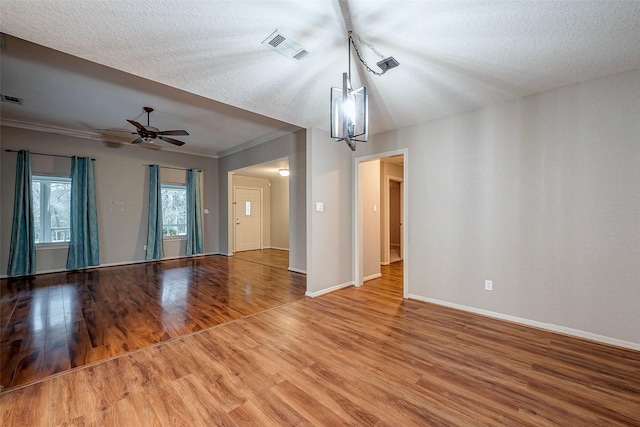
(232, 248), (289, 270)
(2, 260), (640, 426)
(0, 255), (306, 390)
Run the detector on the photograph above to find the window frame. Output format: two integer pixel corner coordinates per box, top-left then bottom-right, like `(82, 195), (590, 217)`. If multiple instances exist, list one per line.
(160, 183), (187, 239)
(32, 175), (72, 248)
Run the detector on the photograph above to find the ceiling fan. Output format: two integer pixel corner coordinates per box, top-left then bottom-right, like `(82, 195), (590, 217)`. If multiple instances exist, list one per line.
(127, 107), (188, 146)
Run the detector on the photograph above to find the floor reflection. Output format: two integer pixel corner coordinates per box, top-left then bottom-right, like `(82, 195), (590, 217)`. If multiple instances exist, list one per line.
(0, 255), (306, 390)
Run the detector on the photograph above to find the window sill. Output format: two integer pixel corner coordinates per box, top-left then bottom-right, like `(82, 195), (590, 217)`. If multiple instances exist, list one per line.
(36, 242), (69, 250)
(163, 236), (187, 241)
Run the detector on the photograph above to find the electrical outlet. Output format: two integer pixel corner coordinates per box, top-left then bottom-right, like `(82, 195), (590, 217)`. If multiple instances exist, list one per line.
(485, 280), (493, 291)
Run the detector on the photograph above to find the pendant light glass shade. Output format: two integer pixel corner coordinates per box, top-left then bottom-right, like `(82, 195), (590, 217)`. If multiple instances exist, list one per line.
(331, 73), (368, 151)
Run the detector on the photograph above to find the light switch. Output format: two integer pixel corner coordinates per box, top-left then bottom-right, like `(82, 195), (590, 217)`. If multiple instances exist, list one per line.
(315, 202), (324, 212)
(373, 204), (377, 212)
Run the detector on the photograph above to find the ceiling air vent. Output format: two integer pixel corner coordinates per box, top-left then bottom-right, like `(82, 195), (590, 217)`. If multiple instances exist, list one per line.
(268, 34), (286, 48)
(1, 94), (22, 105)
(262, 30), (309, 61)
(293, 50), (309, 61)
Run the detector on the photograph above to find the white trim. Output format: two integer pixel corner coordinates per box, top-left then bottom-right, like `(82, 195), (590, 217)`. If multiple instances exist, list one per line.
(35, 243), (69, 250)
(305, 281), (353, 297)
(217, 125), (301, 158)
(363, 273), (382, 282)
(409, 294), (640, 351)
(163, 236), (187, 241)
(380, 261), (390, 266)
(288, 267), (307, 274)
(1, 118), (220, 159)
(354, 148), (409, 299)
(265, 246), (289, 251)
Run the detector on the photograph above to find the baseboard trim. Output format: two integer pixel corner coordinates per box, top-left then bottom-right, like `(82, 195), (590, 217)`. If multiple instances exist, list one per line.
(306, 281), (353, 298)
(0, 252), (225, 278)
(288, 267), (307, 275)
(409, 294), (640, 351)
(265, 246), (289, 251)
(363, 273), (382, 282)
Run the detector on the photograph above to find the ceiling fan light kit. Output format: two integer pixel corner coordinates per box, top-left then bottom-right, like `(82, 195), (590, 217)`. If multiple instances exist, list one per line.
(331, 31), (398, 151)
(127, 107), (189, 147)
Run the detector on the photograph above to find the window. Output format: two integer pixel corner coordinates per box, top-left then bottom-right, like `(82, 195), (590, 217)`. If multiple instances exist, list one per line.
(32, 176), (71, 244)
(161, 184), (187, 237)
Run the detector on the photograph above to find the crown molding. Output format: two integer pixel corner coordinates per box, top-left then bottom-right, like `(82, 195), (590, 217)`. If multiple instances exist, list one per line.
(0, 118), (220, 159)
(1, 118), (112, 141)
(216, 125), (302, 158)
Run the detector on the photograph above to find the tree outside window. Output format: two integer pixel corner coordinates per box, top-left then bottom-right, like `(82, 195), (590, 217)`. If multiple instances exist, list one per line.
(161, 184), (187, 236)
(32, 176), (71, 243)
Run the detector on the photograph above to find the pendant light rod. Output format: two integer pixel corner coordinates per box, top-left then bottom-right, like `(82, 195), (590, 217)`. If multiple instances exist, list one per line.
(348, 30), (352, 83)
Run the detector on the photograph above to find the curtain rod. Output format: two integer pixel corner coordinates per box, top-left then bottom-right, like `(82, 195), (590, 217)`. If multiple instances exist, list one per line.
(151, 165), (201, 172)
(4, 149), (96, 161)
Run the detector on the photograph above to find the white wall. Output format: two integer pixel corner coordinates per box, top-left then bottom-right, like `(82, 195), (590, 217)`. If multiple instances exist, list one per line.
(218, 130), (306, 272)
(270, 174), (289, 250)
(355, 69), (640, 348)
(359, 159), (381, 280)
(0, 127), (218, 276)
(306, 128), (354, 295)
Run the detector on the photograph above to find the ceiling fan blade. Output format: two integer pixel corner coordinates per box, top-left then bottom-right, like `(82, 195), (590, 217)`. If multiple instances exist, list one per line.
(158, 136), (185, 146)
(131, 137), (144, 144)
(127, 119), (145, 130)
(158, 130), (189, 136)
(97, 128), (136, 134)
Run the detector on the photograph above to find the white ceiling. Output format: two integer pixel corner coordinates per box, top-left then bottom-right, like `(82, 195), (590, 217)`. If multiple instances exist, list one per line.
(233, 157), (290, 180)
(1, 0), (640, 158)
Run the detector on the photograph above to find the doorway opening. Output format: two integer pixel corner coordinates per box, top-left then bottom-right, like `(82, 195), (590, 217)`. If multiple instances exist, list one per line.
(388, 178), (403, 264)
(227, 157), (292, 271)
(355, 149), (408, 298)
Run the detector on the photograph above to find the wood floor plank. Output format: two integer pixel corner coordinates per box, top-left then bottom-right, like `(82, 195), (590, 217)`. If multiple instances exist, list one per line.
(231, 248), (289, 270)
(270, 379), (355, 426)
(0, 254), (306, 389)
(169, 374), (237, 426)
(0, 381), (50, 427)
(2, 259), (639, 426)
(227, 399), (272, 426)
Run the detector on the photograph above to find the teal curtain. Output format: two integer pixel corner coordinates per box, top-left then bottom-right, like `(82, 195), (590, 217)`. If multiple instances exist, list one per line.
(146, 165), (164, 260)
(67, 156), (100, 269)
(186, 168), (204, 255)
(8, 150), (36, 276)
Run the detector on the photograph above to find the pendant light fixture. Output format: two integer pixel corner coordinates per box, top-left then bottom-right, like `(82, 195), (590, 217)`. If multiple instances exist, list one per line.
(330, 31), (368, 151)
(330, 31), (399, 151)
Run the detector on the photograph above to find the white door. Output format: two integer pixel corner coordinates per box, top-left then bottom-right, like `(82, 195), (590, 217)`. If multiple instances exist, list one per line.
(234, 187), (262, 252)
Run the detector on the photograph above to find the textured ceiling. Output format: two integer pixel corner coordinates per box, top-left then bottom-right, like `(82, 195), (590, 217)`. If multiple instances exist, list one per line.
(1, 0), (640, 158)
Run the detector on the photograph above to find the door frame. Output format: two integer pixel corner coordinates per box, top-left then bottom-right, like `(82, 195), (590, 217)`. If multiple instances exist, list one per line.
(231, 185), (263, 253)
(354, 148), (408, 298)
(386, 177), (404, 264)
